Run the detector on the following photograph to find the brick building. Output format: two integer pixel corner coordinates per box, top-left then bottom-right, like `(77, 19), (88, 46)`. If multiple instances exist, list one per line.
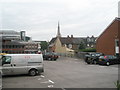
(96, 17), (120, 56)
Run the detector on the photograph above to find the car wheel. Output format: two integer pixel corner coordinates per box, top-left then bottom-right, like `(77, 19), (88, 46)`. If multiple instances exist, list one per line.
(54, 59), (57, 61)
(106, 62), (110, 66)
(29, 69), (37, 76)
(93, 60), (97, 64)
(48, 58), (51, 61)
(86, 61), (90, 64)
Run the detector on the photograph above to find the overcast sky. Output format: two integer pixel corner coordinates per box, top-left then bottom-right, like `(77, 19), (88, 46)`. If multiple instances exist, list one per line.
(0, 0), (119, 41)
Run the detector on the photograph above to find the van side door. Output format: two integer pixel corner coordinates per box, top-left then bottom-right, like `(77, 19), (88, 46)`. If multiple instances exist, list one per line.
(11, 56), (28, 75)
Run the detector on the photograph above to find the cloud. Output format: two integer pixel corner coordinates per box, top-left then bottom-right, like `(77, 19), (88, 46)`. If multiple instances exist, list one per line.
(1, 0), (119, 41)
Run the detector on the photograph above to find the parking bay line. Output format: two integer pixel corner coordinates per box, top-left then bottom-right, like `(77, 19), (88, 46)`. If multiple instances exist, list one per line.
(48, 85), (54, 88)
(40, 79), (55, 84)
(48, 80), (55, 84)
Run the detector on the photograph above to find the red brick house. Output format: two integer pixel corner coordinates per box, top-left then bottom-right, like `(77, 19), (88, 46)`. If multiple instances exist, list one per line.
(96, 17), (120, 56)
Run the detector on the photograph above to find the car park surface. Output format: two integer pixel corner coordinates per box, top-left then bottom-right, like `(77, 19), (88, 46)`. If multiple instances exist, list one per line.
(2, 57), (118, 88)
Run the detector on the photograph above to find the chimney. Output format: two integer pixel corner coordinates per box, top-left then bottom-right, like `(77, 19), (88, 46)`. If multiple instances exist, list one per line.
(67, 35), (70, 38)
(71, 35), (73, 38)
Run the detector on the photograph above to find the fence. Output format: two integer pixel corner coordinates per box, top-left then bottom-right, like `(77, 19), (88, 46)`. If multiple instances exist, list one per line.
(76, 52), (87, 59)
(57, 53), (75, 58)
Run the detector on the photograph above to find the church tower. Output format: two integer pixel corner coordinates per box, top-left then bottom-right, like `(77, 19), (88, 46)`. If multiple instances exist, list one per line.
(56, 22), (61, 37)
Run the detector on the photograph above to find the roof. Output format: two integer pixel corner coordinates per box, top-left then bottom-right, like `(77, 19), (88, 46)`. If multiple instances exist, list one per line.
(3, 41), (25, 45)
(0, 30), (20, 35)
(49, 37), (86, 45)
(97, 17), (120, 41)
(0, 30), (21, 40)
(49, 37), (57, 44)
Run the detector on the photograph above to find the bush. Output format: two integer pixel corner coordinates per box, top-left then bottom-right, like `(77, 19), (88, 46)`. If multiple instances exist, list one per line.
(80, 48), (96, 52)
(114, 80), (120, 90)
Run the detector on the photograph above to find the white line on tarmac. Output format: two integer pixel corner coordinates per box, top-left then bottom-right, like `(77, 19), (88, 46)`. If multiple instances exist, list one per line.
(48, 85), (54, 88)
(99, 66), (107, 68)
(48, 80), (55, 84)
(40, 75), (45, 78)
(38, 78), (41, 80)
(41, 79), (55, 84)
(41, 81), (49, 83)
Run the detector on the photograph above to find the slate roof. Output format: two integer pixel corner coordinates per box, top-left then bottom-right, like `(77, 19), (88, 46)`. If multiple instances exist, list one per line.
(49, 37), (86, 45)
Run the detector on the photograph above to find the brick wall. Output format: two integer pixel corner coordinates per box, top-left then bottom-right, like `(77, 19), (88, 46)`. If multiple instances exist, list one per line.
(96, 18), (119, 55)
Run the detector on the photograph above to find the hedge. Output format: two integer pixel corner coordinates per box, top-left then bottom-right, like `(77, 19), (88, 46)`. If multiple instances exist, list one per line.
(80, 48), (96, 52)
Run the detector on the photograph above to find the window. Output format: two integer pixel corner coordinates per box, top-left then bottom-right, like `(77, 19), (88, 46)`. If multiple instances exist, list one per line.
(2, 56), (11, 65)
(68, 44), (72, 49)
(87, 44), (89, 47)
(116, 40), (119, 46)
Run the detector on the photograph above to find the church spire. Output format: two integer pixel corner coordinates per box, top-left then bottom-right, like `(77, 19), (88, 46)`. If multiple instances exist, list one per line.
(56, 21), (61, 37)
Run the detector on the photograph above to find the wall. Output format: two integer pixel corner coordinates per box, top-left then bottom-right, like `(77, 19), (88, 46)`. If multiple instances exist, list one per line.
(54, 38), (74, 57)
(96, 19), (119, 55)
(55, 37), (67, 53)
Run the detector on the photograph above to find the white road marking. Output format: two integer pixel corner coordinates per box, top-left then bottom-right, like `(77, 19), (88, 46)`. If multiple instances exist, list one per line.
(48, 85), (54, 88)
(40, 75), (45, 78)
(89, 65), (96, 66)
(41, 79), (55, 84)
(99, 66), (107, 68)
(48, 80), (55, 84)
(38, 78), (41, 80)
(41, 81), (49, 83)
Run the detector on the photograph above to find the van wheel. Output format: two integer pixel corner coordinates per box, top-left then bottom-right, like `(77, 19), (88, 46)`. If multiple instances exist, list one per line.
(41, 69), (44, 73)
(29, 69), (37, 76)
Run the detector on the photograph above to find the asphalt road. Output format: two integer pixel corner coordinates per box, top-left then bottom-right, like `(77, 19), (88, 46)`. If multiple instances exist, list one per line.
(2, 57), (119, 88)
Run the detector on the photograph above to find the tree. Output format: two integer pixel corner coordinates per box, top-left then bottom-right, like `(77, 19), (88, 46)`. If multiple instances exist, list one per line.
(40, 41), (49, 51)
(79, 42), (85, 50)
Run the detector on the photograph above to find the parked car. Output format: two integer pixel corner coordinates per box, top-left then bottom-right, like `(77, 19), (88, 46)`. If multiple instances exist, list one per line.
(43, 52), (59, 61)
(85, 52), (104, 64)
(98, 55), (120, 66)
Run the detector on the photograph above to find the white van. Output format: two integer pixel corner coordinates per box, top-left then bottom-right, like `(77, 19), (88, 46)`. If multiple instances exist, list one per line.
(1, 54), (44, 76)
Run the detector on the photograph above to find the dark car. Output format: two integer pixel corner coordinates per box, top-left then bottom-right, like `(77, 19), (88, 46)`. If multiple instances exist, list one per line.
(85, 52), (104, 64)
(98, 55), (120, 66)
(43, 52), (59, 61)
